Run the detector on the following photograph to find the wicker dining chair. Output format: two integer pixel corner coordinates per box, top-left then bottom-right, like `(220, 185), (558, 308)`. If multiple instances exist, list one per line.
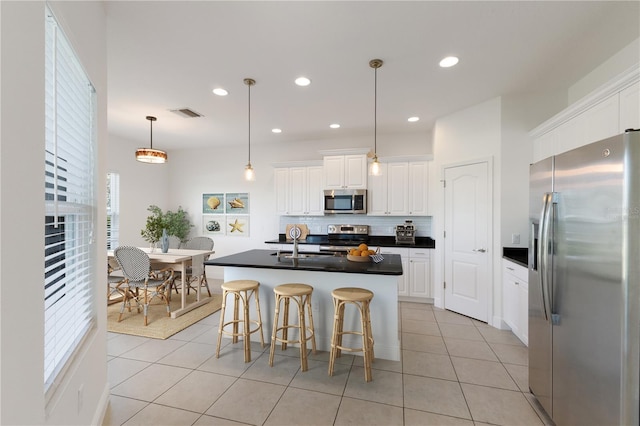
(170, 236), (214, 297)
(107, 259), (127, 305)
(113, 246), (174, 325)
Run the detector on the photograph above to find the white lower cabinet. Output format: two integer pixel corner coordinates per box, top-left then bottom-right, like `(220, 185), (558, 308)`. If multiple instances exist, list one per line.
(378, 247), (409, 296)
(502, 259), (528, 345)
(408, 249), (431, 299)
(378, 247), (431, 300)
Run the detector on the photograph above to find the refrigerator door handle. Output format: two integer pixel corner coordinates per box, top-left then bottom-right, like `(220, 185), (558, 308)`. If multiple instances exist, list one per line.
(539, 192), (553, 322)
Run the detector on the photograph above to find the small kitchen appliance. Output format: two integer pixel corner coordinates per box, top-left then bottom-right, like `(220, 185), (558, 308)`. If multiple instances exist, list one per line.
(395, 220), (415, 245)
(323, 189), (367, 214)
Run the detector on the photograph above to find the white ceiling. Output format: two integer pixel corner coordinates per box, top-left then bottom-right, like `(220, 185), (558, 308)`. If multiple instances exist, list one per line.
(106, 1), (640, 151)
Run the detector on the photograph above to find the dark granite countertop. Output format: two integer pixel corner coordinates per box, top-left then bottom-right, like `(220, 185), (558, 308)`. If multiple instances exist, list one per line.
(205, 249), (403, 276)
(503, 247), (528, 268)
(265, 234), (435, 249)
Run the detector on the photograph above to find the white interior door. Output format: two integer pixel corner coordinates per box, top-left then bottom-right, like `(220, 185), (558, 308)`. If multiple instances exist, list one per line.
(443, 161), (491, 322)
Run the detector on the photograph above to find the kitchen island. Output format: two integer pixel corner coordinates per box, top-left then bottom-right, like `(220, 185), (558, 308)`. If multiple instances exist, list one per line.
(205, 249), (403, 361)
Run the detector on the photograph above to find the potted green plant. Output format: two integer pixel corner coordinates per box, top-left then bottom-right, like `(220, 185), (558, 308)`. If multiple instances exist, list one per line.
(141, 205), (193, 250)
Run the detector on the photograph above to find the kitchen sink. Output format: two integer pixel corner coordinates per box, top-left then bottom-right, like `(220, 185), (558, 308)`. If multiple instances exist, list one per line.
(271, 251), (344, 260)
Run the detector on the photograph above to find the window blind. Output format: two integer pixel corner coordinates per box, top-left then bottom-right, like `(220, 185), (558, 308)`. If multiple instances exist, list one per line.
(107, 173), (120, 250)
(44, 8), (97, 395)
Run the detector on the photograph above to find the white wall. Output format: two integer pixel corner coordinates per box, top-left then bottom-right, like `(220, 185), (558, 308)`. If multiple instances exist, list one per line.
(431, 97), (502, 324)
(0, 1), (108, 425)
(569, 37), (640, 105)
(107, 133), (170, 248)
(499, 90), (567, 249)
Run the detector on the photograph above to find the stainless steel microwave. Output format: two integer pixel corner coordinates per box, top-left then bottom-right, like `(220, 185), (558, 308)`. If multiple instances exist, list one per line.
(323, 189), (367, 214)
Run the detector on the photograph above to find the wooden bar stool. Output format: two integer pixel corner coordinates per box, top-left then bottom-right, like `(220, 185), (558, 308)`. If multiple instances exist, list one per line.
(269, 283), (317, 372)
(328, 287), (375, 382)
(215, 279), (265, 362)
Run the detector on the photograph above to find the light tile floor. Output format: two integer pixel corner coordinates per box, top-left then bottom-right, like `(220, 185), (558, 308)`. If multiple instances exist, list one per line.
(103, 282), (552, 426)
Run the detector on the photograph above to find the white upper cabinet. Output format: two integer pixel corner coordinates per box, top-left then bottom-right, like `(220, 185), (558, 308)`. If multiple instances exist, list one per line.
(368, 162), (408, 216)
(323, 154), (367, 189)
(408, 161), (429, 216)
(619, 81), (640, 132)
(305, 166), (324, 215)
(531, 67), (639, 163)
(274, 168), (289, 215)
(275, 165), (324, 216)
(368, 160), (429, 216)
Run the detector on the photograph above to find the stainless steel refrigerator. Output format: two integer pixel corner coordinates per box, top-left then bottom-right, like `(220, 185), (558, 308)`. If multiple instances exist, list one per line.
(529, 129), (640, 426)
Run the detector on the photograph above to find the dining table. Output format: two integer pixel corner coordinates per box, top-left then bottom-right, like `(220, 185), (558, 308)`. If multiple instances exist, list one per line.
(108, 247), (215, 318)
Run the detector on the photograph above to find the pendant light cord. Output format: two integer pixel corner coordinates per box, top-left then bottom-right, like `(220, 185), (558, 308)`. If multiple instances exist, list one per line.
(149, 119), (153, 150)
(248, 82), (251, 164)
(374, 65), (377, 154)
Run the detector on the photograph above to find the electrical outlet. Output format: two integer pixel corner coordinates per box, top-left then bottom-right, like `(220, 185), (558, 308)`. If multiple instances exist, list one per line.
(511, 233), (520, 244)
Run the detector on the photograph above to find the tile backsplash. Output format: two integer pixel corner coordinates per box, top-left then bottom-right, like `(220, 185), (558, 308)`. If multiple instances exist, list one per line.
(279, 215), (432, 237)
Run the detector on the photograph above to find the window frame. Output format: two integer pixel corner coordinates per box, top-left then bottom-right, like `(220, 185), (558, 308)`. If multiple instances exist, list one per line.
(44, 6), (98, 398)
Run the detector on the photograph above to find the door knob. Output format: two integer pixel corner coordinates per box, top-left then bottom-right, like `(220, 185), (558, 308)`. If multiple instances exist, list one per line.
(473, 248), (487, 253)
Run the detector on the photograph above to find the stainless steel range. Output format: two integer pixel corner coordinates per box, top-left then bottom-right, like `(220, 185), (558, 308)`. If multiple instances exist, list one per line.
(320, 224), (369, 253)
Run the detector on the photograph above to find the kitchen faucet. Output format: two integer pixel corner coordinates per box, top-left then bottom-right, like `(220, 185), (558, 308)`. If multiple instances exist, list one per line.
(292, 224), (299, 258)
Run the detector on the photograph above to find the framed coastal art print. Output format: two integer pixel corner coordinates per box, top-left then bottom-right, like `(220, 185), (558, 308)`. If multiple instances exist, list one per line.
(226, 215), (249, 237)
(202, 193), (224, 214)
(224, 192), (249, 214)
(202, 216), (224, 235)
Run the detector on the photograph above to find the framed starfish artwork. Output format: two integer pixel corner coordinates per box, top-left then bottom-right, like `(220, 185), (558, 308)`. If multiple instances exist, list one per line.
(226, 215), (249, 237)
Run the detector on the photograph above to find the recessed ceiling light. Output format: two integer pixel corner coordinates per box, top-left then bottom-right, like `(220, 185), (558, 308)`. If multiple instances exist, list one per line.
(329, 123), (340, 129)
(212, 88), (228, 96)
(439, 56), (459, 68)
(295, 77), (311, 87)
(272, 128), (282, 133)
(408, 116), (420, 122)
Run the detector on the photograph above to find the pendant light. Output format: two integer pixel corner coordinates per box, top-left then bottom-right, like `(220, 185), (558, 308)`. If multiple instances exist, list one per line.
(369, 59), (383, 176)
(244, 78), (256, 181)
(135, 116), (167, 163)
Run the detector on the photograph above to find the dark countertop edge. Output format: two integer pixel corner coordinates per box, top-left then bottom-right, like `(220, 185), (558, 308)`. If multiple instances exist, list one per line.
(265, 234), (435, 249)
(503, 247), (528, 268)
(205, 249), (403, 276)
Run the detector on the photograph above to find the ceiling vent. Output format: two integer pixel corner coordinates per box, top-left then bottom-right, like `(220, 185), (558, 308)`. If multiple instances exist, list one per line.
(169, 108), (204, 118)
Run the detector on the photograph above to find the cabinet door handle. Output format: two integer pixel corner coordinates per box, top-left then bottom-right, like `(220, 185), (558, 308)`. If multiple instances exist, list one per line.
(506, 267), (514, 271)
(473, 248), (487, 253)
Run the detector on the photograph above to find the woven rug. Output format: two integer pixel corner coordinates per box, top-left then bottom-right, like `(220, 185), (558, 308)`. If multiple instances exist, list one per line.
(107, 292), (222, 339)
